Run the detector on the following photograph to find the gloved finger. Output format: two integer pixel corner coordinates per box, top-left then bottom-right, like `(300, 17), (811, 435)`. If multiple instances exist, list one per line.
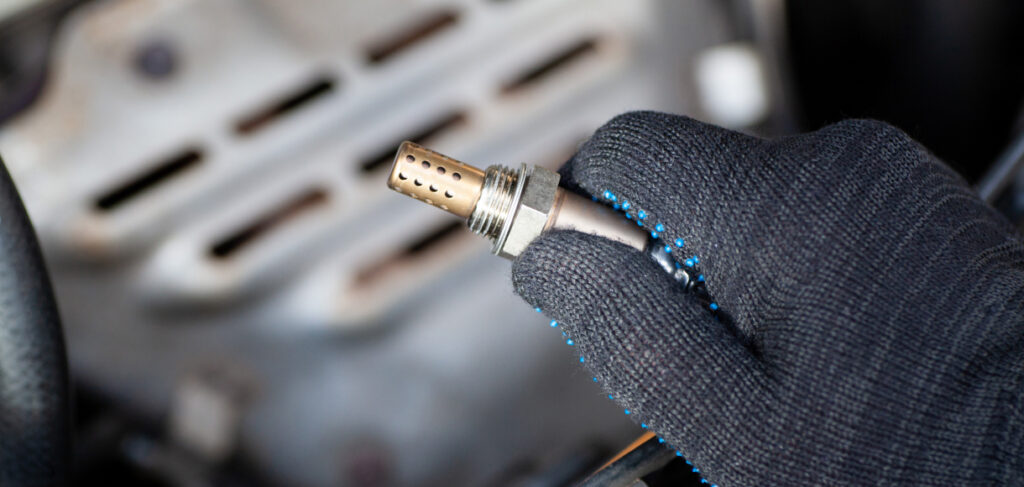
(512, 230), (778, 486)
(558, 111), (961, 337)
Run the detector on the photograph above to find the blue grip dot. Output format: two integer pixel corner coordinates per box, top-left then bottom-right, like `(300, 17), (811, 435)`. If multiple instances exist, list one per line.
(664, 245), (672, 253)
(637, 210), (647, 220)
(622, 201), (631, 210)
(566, 339), (574, 346)
(675, 238), (685, 248)
(650, 231), (659, 239)
(549, 320), (558, 327)
(655, 223), (665, 232)
(709, 302), (719, 311)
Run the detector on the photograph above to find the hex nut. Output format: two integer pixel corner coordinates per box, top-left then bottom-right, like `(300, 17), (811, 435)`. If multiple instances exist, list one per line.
(496, 166), (560, 258)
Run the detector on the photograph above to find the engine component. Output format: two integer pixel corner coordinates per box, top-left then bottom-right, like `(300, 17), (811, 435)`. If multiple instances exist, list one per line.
(388, 140), (644, 257)
(389, 141), (647, 258)
(387, 142), (712, 301)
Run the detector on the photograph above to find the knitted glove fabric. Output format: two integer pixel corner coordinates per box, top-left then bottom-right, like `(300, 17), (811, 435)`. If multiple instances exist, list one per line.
(511, 112), (1024, 485)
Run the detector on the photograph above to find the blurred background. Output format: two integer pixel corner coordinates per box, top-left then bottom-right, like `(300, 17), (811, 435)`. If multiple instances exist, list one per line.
(0, 0), (1023, 485)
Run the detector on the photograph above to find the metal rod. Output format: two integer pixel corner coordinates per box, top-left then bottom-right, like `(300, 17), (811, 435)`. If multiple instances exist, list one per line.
(976, 129), (1024, 203)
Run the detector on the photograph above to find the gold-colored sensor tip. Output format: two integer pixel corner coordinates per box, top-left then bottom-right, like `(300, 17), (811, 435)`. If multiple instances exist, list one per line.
(387, 141), (486, 218)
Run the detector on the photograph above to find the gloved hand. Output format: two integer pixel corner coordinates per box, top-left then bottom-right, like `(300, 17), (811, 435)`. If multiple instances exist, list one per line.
(512, 112), (1024, 486)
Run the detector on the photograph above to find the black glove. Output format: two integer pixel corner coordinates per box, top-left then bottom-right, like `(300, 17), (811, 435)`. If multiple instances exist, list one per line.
(512, 112), (1024, 485)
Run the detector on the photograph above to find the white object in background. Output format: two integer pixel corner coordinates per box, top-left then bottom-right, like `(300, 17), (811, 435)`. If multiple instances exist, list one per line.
(694, 42), (770, 128)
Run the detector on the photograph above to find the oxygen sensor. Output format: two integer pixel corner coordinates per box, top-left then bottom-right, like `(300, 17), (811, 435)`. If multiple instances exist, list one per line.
(386, 141), (712, 304)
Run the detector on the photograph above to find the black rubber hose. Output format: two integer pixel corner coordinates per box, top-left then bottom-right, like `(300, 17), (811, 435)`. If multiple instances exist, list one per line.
(0, 157), (70, 486)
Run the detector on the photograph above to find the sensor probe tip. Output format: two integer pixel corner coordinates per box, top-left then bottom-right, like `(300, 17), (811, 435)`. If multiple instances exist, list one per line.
(387, 141), (485, 219)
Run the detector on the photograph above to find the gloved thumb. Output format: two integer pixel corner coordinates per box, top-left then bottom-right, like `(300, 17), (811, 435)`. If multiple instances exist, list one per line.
(512, 229), (777, 485)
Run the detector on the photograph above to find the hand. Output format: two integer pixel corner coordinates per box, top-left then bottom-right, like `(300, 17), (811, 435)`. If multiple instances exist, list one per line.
(512, 112), (1024, 485)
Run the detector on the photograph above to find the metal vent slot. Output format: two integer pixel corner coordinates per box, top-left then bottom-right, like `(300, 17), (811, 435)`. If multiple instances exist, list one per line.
(359, 110), (467, 173)
(364, 10), (459, 64)
(501, 38), (599, 94)
(353, 220), (464, 287)
(209, 189), (328, 258)
(94, 147), (203, 211)
(234, 76), (336, 135)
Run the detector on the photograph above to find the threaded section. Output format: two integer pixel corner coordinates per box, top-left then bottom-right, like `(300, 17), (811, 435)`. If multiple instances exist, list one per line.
(468, 165), (519, 240)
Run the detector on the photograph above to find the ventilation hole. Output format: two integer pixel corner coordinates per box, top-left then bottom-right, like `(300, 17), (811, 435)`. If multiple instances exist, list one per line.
(421, 160), (430, 169)
(398, 172), (408, 180)
(452, 172), (461, 181)
(365, 10), (459, 64)
(359, 110), (467, 173)
(444, 190), (454, 198)
(353, 220), (464, 286)
(436, 167), (446, 175)
(209, 189), (328, 259)
(234, 76), (336, 135)
(429, 185), (438, 192)
(94, 147), (203, 211)
(414, 179), (423, 186)
(501, 38), (598, 94)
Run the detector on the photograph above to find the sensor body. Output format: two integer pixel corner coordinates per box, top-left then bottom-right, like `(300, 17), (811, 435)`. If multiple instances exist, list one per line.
(388, 142), (647, 257)
(387, 141), (704, 295)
